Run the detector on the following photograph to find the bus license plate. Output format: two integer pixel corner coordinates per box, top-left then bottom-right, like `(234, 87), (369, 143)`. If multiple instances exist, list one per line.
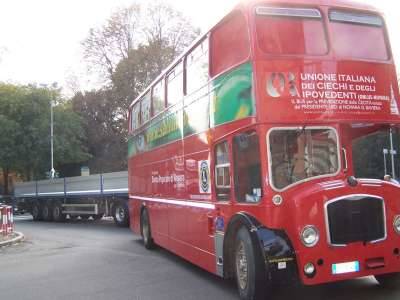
(332, 261), (360, 275)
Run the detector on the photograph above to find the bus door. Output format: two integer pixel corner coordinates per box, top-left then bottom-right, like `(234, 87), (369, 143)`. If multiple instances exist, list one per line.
(213, 130), (263, 274)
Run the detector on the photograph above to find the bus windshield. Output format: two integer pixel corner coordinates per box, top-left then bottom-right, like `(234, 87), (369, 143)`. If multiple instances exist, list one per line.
(269, 128), (339, 190)
(329, 10), (388, 60)
(255, 7), (328, 55)
(352, 125), (400, 180)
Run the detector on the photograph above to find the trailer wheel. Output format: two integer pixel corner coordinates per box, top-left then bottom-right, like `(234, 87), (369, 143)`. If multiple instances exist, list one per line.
(375, 272), (400, 288)
(234, 226), (268, 300)
(92, 214), (103, 221)
(141, 209), (155, 250)
(31, 202), (43, 221)
(42, 203), (53, 221)
(68, 215), (78, 221)
(52, 201), (66, 222)
(113, 202), (129, 227)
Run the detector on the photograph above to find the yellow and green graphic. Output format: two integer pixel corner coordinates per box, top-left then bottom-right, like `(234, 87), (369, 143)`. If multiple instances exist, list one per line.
(212, 62), (254, 126)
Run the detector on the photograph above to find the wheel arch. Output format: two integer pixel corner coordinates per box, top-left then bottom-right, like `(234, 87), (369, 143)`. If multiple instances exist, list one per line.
(223, 212), (299, 285)
(223, 212), (263, 279)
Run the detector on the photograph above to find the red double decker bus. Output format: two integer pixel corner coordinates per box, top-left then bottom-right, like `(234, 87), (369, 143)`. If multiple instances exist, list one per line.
(128, 0), (400, 299)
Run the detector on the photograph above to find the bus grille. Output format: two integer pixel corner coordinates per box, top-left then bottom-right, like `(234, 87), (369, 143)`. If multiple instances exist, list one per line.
(326, 196), (385, 246)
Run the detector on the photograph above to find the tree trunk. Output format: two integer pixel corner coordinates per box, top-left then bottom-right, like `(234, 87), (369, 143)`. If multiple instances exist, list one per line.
(3, 167), (9, 195)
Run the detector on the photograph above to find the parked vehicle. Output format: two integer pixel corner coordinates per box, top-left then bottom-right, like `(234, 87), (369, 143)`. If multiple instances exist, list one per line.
(13, 171), (129, 227)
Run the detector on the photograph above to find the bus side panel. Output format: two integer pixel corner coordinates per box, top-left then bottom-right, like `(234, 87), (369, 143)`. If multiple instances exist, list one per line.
(183, 133), (216, 273)
(129, 197), (140, 234)
(148, 142), (182, 247)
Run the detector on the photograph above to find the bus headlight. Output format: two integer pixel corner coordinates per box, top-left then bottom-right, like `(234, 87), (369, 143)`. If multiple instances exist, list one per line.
(394, 216), (400, 234)
(301, 225), (319, 247)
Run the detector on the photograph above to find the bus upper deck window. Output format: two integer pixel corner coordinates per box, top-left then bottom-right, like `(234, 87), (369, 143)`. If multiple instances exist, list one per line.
(167, 62), (184, 107)
(141, 92), (151, 124)
(329, 10), (388, 60)
(153, 79), (165, 116)
(255, 7), (328, 56)
(132, 102), (141, 130)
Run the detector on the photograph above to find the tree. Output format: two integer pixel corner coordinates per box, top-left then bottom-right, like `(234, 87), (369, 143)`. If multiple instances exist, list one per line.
(82, 1), (199, 83)
(112, 41), (175, 112)
(0, 84), (90, 193)
(0, 84), (23, 194)
(144, 1), (199, 56)
(72, 89), (127, 173)
(82, 4), (141, 79)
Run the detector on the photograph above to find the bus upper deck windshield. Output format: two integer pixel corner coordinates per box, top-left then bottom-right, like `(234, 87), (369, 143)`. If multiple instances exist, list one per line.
(255, 6), (389, 60)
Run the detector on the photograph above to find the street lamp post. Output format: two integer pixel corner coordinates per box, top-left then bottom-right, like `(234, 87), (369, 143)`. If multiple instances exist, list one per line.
(50, 97), (55, 179)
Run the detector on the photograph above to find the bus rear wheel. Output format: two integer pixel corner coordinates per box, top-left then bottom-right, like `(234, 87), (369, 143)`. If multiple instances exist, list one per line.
(141, 209), (155, 250)
(375, 272), (400, 288)
(234, 226), (268, 300)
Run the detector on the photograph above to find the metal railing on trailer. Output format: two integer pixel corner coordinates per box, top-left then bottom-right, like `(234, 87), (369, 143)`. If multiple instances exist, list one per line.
(13, 171), (130, 227)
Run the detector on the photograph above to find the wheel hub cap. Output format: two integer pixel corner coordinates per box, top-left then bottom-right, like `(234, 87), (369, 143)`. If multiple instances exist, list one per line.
(236, 241), (248, 290)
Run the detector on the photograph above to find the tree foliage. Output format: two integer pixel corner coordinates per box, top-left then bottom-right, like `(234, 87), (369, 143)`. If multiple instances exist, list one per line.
(0, 83), (90, 192)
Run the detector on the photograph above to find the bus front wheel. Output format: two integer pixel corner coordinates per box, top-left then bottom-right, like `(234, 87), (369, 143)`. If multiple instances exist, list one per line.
(234, 226), (268, 300)
(141, 209), (155, 250)
(375, 272), (400, 288)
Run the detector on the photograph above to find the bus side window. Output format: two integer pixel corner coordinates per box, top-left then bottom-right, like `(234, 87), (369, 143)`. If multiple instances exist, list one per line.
(153, 79), (165, 116)
(215, 141), (231, 200)
(186, 38), (209, 95)
(141, 91), (151, 124)
(233, 132), (262, 203)
(210, 11), (250, 77)
(167, 62), (184, 107)
(132, 102), (141, 130)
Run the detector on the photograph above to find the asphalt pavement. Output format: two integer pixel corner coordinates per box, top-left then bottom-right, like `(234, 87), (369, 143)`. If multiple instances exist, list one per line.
(0, 216), (399, 300)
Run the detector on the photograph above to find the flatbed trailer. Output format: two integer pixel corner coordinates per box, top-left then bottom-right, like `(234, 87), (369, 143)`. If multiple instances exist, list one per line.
(13, 171), (129, 227)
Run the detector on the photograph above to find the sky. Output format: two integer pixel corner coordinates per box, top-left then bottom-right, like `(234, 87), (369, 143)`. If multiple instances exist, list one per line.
(0, 0), (398, 96)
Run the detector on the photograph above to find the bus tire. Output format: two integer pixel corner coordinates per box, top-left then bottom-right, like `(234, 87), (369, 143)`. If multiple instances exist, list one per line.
(234, 226), (268, 300)
(141, 209), (155, 250)
(113, 202), (129, 227)
(52, 201), (66, 222)
(42, 203), (53, 222)
(31, 201), (43, 221)
(375, 272), (400, 288)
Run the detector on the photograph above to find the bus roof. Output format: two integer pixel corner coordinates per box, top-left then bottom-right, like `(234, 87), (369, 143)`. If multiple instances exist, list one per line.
(129, 0), (381, 110)
(241, 0), (378, 12)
